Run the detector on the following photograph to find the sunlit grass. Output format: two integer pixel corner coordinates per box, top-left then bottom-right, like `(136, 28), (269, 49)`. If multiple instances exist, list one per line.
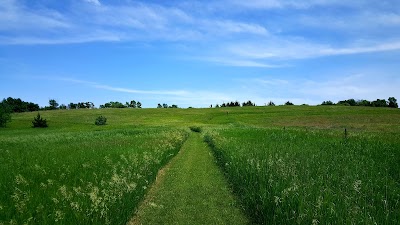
(0, 106), (399, 224)
(205, 127), (400, 224)
(0, 128), (187, 224)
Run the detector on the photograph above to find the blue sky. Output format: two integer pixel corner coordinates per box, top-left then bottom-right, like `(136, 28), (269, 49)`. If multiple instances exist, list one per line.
(1, 0), (399, 108)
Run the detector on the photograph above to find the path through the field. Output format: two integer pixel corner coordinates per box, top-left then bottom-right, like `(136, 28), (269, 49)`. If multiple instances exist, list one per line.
(128, 132), (248, 225)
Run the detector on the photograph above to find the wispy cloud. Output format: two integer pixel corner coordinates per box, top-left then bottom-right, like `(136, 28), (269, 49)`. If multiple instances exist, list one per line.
(1, 0), (400, 67)
(84, 0), (101, 6)
(225, 39), (400, 60)
(33, 76), (250, 107)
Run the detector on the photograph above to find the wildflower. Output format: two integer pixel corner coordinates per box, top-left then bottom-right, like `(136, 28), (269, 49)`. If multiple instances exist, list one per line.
(59, 185), (72, 200)
(353, 180), (362, 193)
(70, 202), (80, 212)
(15, 174), (28, 186)
(40, 182), (47, 189)
(52, 198), (59, 204)
(54, 210), (64, 222)
(274, 196), (282, 206)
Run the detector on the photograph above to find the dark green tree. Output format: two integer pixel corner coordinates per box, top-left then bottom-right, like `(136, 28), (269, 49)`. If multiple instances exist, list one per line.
(137, 101), (142, 108)
(285, 101), (294, 105)
(321, 101), (334, 105)
(0, 101), (12, 127)
(32, 113), (48, 128)
(388, 97), (398, 108)
(128, 100), (137, 108)
(371, 99), (387, 107)
(357, 100), (371, 107)
(68, 103), (77, 109)
(2, 97), (39, 112)
(157, 103), (162, 108)
(49, 99), (59, 110)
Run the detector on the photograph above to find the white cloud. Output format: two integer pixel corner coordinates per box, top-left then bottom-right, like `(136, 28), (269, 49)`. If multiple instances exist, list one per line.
(84, 0), (101, 6)
(0, 0), (70, 31)
(225, 39), (400, 61)
(1, 0), (400, 68)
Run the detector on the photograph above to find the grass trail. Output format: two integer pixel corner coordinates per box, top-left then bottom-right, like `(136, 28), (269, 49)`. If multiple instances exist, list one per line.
(128, 132), (248, 225)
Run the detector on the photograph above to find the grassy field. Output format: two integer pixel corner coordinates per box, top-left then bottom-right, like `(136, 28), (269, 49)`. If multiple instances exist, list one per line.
(0, 106), (399, 224)
(205, 127), (400, 224)
(0, 120), (187, 224)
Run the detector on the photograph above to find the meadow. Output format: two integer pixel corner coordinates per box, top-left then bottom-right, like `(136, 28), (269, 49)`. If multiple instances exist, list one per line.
(0, 123), (187, 224)
(205, 127), (400, 224)
(0, 106), (399, 224)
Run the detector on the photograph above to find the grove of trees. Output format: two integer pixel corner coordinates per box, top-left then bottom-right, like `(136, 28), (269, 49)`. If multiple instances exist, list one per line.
(321, 97), (398, 108)
(99, 100), (142, 109)
(1, 97), (40, 112)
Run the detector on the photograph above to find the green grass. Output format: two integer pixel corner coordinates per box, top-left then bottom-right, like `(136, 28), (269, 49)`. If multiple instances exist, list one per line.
(0, 127), (187, 224)
(0, 106), (399, 224)
(130, 132), (248, 225)
(205, 127), (400, 224)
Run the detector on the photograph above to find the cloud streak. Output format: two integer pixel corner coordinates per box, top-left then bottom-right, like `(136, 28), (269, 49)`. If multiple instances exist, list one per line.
(1, 0), (400, 67)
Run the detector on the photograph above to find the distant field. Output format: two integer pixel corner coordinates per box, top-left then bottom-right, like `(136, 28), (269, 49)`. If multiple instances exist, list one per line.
(0, 106), (399, 224)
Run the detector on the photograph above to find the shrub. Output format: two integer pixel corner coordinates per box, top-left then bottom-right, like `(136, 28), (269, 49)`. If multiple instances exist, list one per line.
(32, 113), (48, 128)
(95, 116), (107, 125)
(0, 102), (12, 127)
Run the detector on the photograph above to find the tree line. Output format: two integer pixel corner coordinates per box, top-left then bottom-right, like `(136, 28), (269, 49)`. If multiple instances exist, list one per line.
(321, 97), (398, 108)
(99, 100), (142, 109)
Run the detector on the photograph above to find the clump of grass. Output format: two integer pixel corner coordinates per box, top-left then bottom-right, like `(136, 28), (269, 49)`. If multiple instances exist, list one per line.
(95, 116), (107, 126)
(205, 127), (400, 224)
(189, 126), (202, 133)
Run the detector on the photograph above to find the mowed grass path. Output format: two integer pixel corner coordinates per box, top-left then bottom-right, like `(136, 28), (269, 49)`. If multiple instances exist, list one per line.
(129, 132), (248, 225)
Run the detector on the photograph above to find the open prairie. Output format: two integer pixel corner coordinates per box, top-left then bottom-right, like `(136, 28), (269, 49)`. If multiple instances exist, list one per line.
(0, 106), (399, 224)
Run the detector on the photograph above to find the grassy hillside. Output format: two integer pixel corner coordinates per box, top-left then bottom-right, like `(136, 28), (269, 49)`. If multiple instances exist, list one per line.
(4, 105), (400, 132)
(1, 106), (399, 224)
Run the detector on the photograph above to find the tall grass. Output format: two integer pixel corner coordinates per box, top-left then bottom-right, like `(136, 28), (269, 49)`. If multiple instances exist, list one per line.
(0, 128), (188, 224)
(205, 127), (400, 224)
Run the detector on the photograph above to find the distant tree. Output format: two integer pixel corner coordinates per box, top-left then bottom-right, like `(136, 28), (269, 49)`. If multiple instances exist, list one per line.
(357, 100), (371, 107)
(27, 102), (40, 111)
(215, 104), (220, 108)
(68, 103), (77, 109)
(128, 100), (137, 108)
(388, 97), (398, 108)
(163, 103), (168, 108)
(321, 100), (334, 105)
(59, 104), (67, 110)
(371, 99), (387, 107)
(170, 104), (178, 108)
(49, 99), (59, 110)
(0, 101), (12, 127)
(267, 101), (275, 106)
(100, 101), (125, 108)
(137, 101), (142, 108)
(285, 101), (294, 106)
(157, 103), (162, 108)
(32, 113), (48, 128)
(242, 100), (255, 107)
(221, 103), (226, 107)
(2, 97), (39, 112)
(338, 99), (357, 106)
